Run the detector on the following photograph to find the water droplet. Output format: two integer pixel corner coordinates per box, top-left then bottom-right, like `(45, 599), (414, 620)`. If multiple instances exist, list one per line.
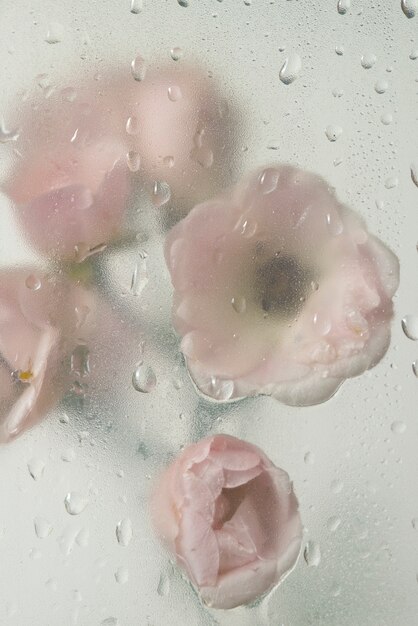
(45, 578), (58, 592)
(331, 479), (344, 494)
(74, 242), (107, 263)
(167, 85), (182, 101)
(200, 376), (234, 401)
(335, 45), (344, 55)
(325, 125), (343, 142)
(304, 541), (321, 567)
(304, 451), (315, 465)
(163, 155), (175, 168)
(391, 420), (406, 434)
(115, 566), (129, 584)
(384, 176), (398, 189)
(381, 112), (393, 125)
(25, 274), (41, 291)
(130, 0), (143, 13)
(75, 304), (90, 329)
(151, 180), (171, 207)
(327, 516), (342, 532)
(76, 527), (89, 547)
(361, 53), (377, 69)
(401, 0), (417, 18)
(27, 458), (45, 480)
(191, 145), (214, 168)
(337, 0), (351, 14)
(177, 0), (189, 6)
(402, 316), (418, 341)
(375, 79), (389, 94)
(64, 492), (89, 515)
(313, 312), (332, 335)
(34, 517), (53, 539)
(0, 119), (20, 143)
(130, 252), (148, 297)
(29, 547), (42, 560)
(101, 619), (119, 626)
(412, 518), (418, 530)
(332, 87), (344, 98)
(410, 162), (418, 187)
(131, 55), (147, 81)
(170, 46), (184, 61)
(70, 344), (90, 378)
(157, 572), (170, 596)
(132, 363), (156, 393)
(45, 22), (64, 44)
(126, 115), (139, 135)
(412, 360), (418, 377)
(279, 53), (302, 84)
(231, 296), (247, 314)
(126, 150), (141, 172)
(61, 447), (76, 462)
(410, 49), (418, 60)
(259, 168), (280, 194)
(116, 518), (133, 546)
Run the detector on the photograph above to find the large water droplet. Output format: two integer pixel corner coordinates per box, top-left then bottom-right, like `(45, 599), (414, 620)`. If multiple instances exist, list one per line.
(177, 0), (189, 6)
(304, 451), (315, 465)
(130, 0), (143, 13)
(132, 363), (156, 393)
(412, 360), (418, 377)
(325, 125), (343, 142)
(45, 22), (64, 44)
(200, 376), (234, 401)
(337, 0), (351, 13)
(313, 311), (332, 336)
(70, 344), (90, 378)
(259, 168), (279, 194)
(64, 492), (89, 515)
(170, 47), (184, 61)
(391, 420), (407, 434)
(116, 518), (133, 546)
(28, 458), (45, 480)
(304, 541), (321, 567)
(327, 516), (342, 532)
(34, 517), (53, 539)
(361, 53), (377, 69)
(0, 119), (20, 143)
(126, 115), (139, 135)
(401, 0), (417, 18)
(401, 315), (418, 340)
(279, 53), (302, 84)
(157, 572), (170, 596)
(131, 55), (147, 81)
(375, 79), (389, 94)
(191, 145), (214, 168)
(381, 112), (393, 125)
(231, 296), (247, 314)
(61, 447), (76, 462)
(167, 85), (182, 101)
(384, 176), (398, 189)
(410, 162), (418, 187)
(126, 150), (141, 172)
(115, 566), (129, 584)
(130, 252), (148, 296)
(151, 180), (171, 207)
(25, 274), (41, 291)
(410, 49), (418, 60)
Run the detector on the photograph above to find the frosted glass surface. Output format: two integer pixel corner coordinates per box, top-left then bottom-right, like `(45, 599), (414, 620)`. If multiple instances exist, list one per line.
(0, 1), (417, 625)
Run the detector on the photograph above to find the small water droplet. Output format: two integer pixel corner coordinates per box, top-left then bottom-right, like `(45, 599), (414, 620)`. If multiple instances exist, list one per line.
(375, 79), (389, 94)
(304, 451), (315, 465)
(163, 155), (175, 168)
(126, 115), (139, 135)
(45, 22), (64, 44)
(126, 150), (141, 172)
(167, 85), (182, 101)
(259, 168), (280, 194)
(25, 274), (41, 290)
(64, 492), (89, 515)
(200, 376), (234, 401)
(335, 45), (344, 56)
(70, 344), (90, 378)
(231, 296), (247, 314)
(101, 619), (119, 626)
(177, 0), (189, 6)
(151, 180), (171, 207)
(130, 252), (148, 297)
(28, 458), (45, 480)
(361, 53), (377, 69)
(401, 0), (417, 18)
(412, 518), (418, 530)
(410, 162), (418, 187)
(410, 49), (418, 60)
(130, 0), (143, 13)
(131, 55), (147, 81)
(170, 46), (183, 61)
(380, 112), (393, 125)
(132, 363), (156, 393)
(327, 516), (342, 532)
(0, 119), (20, 143)
(304, 541), (321, 567)
(391, 420), (406, 434)
(115, 566), (129, 584)
(384, 176), (398, 189)
(331, 479), (343, 494)
(337, 0), (351, 14)
(402, 315), (418, 341)
(116, 518), (133, 546)
(157, 572), (170, 596)
(412, 360), (418, 377)
(279, 53), (302, 85)
(61, 447), (76, 462)
(34, 517), (53, 539)
(325, 125), (343, 142)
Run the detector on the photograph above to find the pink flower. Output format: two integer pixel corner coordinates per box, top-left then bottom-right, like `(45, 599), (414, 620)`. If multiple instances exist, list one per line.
(0, 269), (91, 442)
(165, 165), (400, 406)
(5, 86), (129, 260)
(151, 435), (302, 609)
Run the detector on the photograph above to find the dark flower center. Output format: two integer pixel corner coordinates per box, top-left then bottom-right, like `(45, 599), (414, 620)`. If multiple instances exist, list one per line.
(255, 255), (313, 317)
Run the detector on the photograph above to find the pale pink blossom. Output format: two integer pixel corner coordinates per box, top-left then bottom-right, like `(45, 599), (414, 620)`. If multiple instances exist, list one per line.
(151, 434), (302, 609)
(165, 165), (400, 405)
(0, 269), (91, 442)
